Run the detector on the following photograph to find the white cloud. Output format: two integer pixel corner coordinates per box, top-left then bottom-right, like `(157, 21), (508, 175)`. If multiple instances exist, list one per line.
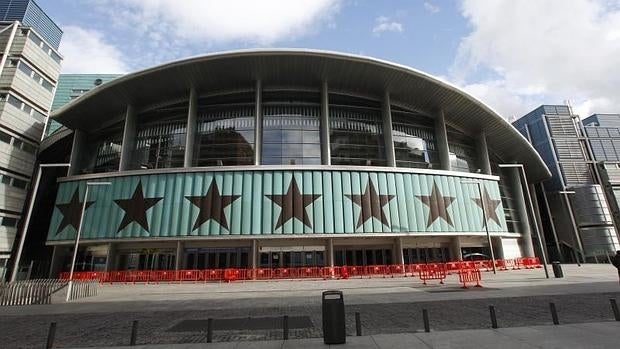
(451, 0), (620, 119)
(95, 0), (340, 45)
(424, 2), (440, 14)
(372, 16), (404, 35)
(59, 26), (128, 73)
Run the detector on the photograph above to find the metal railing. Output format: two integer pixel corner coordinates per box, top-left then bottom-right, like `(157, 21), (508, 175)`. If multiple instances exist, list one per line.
(0, 279), (98, 306)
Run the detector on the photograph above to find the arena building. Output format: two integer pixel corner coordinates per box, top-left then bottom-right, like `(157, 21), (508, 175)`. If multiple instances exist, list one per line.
(38, 49), (550, 275)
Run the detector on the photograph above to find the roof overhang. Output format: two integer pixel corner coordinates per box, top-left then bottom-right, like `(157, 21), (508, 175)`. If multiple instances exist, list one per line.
(50, 49), (551, 182)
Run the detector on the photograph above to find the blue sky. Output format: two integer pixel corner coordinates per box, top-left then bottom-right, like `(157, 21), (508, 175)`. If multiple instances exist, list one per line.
(36, 0), (620, 120)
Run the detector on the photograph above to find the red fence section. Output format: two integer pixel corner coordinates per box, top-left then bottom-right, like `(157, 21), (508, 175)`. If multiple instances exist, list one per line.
(58, 257), (541, 284)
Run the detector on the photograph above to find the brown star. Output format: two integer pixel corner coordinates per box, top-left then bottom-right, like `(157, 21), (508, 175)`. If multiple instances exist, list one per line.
(266, 178), (321, 229)
(55, 189), (94, 235)
(114, 181), (162, 233)
(417, 182), (456, 228)
(473, 186), (502, 227)
(186, 180), (240, 231)
(346, 179), (395, 229)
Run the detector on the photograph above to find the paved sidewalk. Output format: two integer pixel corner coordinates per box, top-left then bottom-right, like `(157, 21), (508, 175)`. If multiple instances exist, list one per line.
(74, 321), (620, 349)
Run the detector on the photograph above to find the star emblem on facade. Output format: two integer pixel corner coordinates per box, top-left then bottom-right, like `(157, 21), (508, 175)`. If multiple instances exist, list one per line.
(266, 178), (321, 229)
(346, 179), (395, 229)
(473, 187), (502, 227)
(417, 182), (456, 228)
(55, 188), (93, 235)
(114, 181), (163, 233)
(186, 180), (241, 231)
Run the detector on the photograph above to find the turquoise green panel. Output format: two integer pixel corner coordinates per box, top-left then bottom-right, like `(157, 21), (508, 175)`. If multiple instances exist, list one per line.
(312, 171), (324, 234)
(240, 172), (252, 235)
(47, 169), (511, 241)
(331, 172), (344, 233)
(386, 173), (400, 232)
(394, 173), (409, 232)
(341, 172), (354, 233)
(261, 172), (272, 235)
(323, 172), (335, 233)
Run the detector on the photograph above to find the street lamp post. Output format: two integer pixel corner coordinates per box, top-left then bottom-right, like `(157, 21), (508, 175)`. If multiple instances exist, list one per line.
(462, 180), (497, 274)
(66, 181), (111, 301)
(498, 164), (550, 279)
(10, 163), (70, 282)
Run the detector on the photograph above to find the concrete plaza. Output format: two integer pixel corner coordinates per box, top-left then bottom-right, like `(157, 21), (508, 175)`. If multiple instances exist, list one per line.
(1, 264), (619, 348)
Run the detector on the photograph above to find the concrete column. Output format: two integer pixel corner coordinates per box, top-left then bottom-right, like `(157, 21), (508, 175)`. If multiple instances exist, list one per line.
(476, 131), (492, 175)
(105, 243), (116, 271)
(175, 241), (184, 270)
(451, 237), (463, 260)
(510, 168), (535, 257)
(326, 238), (334, 267)
(184, 87), (198, 167)
(382, 92), (396, 167)
(320, 82), (331, 165)
(254, 80), (263, 165)
(529, 183), (549, 260)
(119, 104), (137, 171)
(492, 237), (505, 259)
(250, 239), (258, 269)
(395, 237), (404, 265)
(48, 246), (66, 278)
(434, 109), (451, 170)
(68, 130), (86, 176)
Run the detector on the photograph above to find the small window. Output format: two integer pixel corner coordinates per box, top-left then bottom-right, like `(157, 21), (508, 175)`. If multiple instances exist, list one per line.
(9, 59), (18, 67)
(21, 142), (36, 154)
(0, 93), (7, 101)
(1, 217), (18, 227)
(12, 178), (27, 189)
(1, 175), (11, 185)
(0, 131), (11, 144)
(20, 29), (28, 36)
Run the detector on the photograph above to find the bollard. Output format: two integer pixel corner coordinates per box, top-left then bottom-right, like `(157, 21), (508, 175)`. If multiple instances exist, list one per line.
(206, 318), (213, 343)
(46, 322), (57, 349)
(422, 309), (430, 333)
(355, 312), (362, 336)
(283, 315), (289, 340)
(549, 303), (559, 325)
(129, 320), (138, 346)
(610, 299), (620, 321)
(489, 306), (498, 329)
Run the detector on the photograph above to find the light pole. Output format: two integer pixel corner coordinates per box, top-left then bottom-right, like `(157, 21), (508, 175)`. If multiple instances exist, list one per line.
(66, 181), (111, 301)
(498, 164), (550, 279)
(462, 180), (497, 274)
(10, 163), (70, 282)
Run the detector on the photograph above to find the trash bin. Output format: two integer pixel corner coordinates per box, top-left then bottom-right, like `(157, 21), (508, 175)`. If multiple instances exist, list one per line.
(322, 290), (346, 344)
(551, 261), (563, 278)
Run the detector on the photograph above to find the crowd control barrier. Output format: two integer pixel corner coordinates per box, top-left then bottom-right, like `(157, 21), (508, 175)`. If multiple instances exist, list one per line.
(458, 269), (482, 288)
(58, 257), (541, 284)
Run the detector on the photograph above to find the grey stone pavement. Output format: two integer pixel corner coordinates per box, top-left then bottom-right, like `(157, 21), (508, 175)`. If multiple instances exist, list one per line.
(1, 264), (620, 348)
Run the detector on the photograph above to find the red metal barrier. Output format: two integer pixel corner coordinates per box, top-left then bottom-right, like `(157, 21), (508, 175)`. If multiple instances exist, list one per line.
(458, 268), (482, 288)
(418, 264), (447, 285)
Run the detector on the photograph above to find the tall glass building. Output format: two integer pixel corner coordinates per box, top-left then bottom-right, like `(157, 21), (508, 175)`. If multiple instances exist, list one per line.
(0, 0), (62, 278)
(27, 50), (550, 276)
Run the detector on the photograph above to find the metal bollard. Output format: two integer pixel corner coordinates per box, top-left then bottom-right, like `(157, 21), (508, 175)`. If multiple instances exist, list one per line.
(46, 322), (57, 349)
(489, 306), (498, 329)
(283, 315), (289, 340)
(206, 318), (213, 343)
(422, 309), (430, 333)
(549, 303), (559, 325)
(130, 320), (138, 346)
(610, 299), (620, 321)
(355, 312), (362, 336)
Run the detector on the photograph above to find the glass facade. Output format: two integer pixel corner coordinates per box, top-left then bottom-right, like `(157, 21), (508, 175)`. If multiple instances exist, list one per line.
(91, 124), (123, 173)
(448, 128), (479, 172)
(391, 109), (438, 168)
(193, 93), (255, 166)
(262, 104), (321, 165)
(329, 94), (386, 166)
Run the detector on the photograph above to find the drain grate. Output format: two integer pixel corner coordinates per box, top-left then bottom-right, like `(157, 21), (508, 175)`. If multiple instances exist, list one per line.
(168, 316), (314, 332)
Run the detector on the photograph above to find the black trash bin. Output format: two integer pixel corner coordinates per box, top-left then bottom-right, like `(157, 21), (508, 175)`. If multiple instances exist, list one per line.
(552, 261), (563, 278)
(322, 290), (346, 344)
